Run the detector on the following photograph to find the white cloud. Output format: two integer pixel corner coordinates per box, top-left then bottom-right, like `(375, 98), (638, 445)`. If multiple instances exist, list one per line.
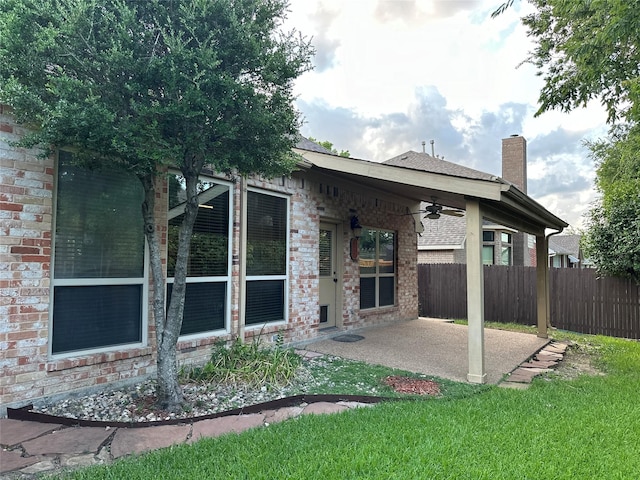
(287, 0), (608, 228)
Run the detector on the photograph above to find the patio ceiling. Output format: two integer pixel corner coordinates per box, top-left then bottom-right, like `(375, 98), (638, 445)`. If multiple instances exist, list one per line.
(294, 148), (568, 236)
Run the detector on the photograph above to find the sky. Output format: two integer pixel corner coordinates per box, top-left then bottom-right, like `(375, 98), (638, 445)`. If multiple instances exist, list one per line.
(284, 0), (609, 229)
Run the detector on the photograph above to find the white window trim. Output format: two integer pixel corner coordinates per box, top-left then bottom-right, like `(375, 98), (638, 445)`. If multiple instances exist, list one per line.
(167, 172), (234, 340)
(360, 228), (396, 310)
(49, 154), (149, 359)
(245, 187), (289, 329)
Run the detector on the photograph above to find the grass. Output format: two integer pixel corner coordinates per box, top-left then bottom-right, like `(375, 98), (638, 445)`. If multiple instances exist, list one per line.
(53, 330), (640, 479)
(298, 355), (488, 400)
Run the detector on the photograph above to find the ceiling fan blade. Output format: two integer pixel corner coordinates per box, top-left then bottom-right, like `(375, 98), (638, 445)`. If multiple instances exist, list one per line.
(441, 210), (464, 217)
(401, 210), (429, 215)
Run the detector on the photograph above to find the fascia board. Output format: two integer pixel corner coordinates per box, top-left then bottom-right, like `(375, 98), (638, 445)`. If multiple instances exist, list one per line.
(295, 149), (502, 201)
(500, 184), (568, 230)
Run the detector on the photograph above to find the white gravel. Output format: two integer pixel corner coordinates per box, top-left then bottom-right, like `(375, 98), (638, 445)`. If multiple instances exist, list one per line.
(30, 356), (380, 423)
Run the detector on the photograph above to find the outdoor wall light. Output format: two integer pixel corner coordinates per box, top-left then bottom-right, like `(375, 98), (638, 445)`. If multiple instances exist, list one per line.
(350, 215), (363, 239)
(350, 215), (362, 261)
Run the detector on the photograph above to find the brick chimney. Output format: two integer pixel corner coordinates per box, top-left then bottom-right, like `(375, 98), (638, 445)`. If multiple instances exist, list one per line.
(501, 135), (534, 266)
(502, 135), (527, 193)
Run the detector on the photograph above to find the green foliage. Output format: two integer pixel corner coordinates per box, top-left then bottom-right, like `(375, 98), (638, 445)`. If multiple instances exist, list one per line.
(246, 240), (287, 275)
(516, 1), (640, 279)
(583, 184), (640, 282)
(307, 136), (350, 157)
(521, 0), (640, 125)
(582, 126), (640, 281)
(167, 226), (228, 277)
(0, 0), (313, 176)
(181, 334), (301, 389)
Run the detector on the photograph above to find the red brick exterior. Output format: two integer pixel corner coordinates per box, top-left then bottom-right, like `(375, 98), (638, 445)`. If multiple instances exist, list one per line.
(1, 109), (419, 413)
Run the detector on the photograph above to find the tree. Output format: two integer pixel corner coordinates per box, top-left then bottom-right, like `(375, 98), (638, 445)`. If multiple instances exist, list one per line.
(583, 127), (640, 281)
(0, 0), (312, 411)
(520, 0), (640, 125)
(307, 136), (351, 157)
(508, 0), (640, 280)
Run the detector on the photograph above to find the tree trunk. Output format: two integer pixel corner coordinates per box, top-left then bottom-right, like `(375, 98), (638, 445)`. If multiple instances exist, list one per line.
(140, 172), (183, 412)
(141, 159), (204, 412)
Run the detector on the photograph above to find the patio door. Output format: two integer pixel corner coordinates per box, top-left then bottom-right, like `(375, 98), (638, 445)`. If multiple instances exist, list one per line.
(319, 222), (338, 328)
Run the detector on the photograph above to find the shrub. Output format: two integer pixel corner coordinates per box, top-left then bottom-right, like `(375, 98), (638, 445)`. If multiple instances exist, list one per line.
(181, 333), (301, 389)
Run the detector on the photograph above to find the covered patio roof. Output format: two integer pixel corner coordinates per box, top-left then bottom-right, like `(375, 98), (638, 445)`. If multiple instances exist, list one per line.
(294, 148), (567, 236)
(294, 146), (568, 384)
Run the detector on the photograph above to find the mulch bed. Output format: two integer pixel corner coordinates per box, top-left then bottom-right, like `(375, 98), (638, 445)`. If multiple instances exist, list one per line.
(383, 376), (441, 396)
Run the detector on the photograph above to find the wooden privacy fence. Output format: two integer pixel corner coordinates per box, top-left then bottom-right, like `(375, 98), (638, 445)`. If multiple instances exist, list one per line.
(418, 264), (640, 339)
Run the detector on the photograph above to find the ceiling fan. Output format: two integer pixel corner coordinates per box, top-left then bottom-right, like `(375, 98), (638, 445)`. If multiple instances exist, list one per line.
(422, 198), (464, 220)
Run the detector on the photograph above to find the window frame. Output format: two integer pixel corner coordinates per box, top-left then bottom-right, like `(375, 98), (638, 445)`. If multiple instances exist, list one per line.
(359, 227), (397, 310)
(244, 187), (290, 328)
(166, 171), (233, 339)
(49, 152), (149, 359)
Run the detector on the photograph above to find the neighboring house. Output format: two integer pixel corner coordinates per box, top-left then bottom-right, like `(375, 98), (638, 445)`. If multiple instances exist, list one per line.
(1, 106), (567, 412)
(548, 234), (584, 268)
(402, 135), (538, 267)
(417, 213), (518, 266)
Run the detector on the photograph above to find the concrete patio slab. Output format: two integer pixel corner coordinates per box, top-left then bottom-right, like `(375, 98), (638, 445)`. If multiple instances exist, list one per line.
(306, 318), (549, 384)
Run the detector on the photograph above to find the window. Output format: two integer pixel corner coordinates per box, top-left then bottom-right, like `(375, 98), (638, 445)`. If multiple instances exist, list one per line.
(482, 231), (495, 242)
(359, 228), (396, 309)
(500, 232), (512, 266)
(245, 190), (288, 325)
(167, 174), (231, 336)
(51, 152), (145, 355)
(482, 245), (494, 265)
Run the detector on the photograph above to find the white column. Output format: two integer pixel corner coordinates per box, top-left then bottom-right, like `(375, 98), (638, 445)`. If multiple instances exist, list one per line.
(466, 199), (486, 384)
(535, 234), (549, 338)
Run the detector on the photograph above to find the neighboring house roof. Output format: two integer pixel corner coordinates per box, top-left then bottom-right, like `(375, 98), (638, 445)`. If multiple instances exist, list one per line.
(418, 211), (517, 250)
(384, 151), (498, 182)
(548, 235), (582, 266)
(419, 213), (467, 249)
(548, 235), (580, 256)
(295, 136), (334, 155)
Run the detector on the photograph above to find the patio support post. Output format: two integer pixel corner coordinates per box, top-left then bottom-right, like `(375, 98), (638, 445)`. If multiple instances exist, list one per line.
(535, 234), (549, 338)
(465, 198), (486, 384)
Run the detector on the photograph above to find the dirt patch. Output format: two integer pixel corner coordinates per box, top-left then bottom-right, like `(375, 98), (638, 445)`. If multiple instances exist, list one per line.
(550, 348), (605, 380)
(383, 376), (441, 396)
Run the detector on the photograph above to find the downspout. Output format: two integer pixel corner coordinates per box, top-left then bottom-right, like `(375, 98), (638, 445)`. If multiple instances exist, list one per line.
(237, 175), (248, 343)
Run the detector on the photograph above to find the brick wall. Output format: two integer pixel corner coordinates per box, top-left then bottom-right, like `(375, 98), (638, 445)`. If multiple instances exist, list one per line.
(418, 248), (468, 264)
(502, 135), (527, 193)
(1, 112), (420, 412)
(1, 106), (55, 408)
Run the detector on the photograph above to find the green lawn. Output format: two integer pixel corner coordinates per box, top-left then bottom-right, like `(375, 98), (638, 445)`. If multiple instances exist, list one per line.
(57, 333), (640, 479)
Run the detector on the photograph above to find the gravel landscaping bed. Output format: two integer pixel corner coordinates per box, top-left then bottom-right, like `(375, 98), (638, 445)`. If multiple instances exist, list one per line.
(29, 355), (382, 423)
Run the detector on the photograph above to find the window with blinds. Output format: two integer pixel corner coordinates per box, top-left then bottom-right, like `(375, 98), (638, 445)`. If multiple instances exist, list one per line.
(245, 190), (288, 325)
(51, 152), (145, 355)
(359, 227), (396, 309)
(167, 174), (231, 336)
